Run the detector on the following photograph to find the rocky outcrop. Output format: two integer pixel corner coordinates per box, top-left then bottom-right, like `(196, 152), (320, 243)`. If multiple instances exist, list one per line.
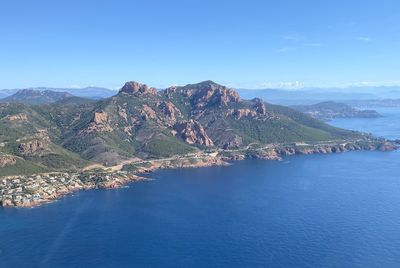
(141, 104), (157, 120)
(233, 109), (257, 119)
(163, 86), (177, 98)
(220, 135), (243, 149)
(157, 101), (181, 123)
(83, 111), (113, 133)
(5, 113), (28, 121)
(377, 142), (398, 151)
(179, 81), (240, 108)
(252, 98), (267, 115)
(119, 81), (158, 95)
(0, 154), (17, 167)
(18, 140), (49, 155)
(174, 119), (214, 146)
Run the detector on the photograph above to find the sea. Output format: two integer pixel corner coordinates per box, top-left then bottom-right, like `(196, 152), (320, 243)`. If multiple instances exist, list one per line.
(1, 108), (400, 267)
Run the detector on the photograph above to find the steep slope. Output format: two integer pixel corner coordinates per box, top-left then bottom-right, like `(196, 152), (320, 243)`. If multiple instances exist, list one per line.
(0, 80), (380, 174)
(61, 81), (196, 164)
(163, 81), (361, 149)
(2, 89), (74, 104)
(0, 103), (90, 174)
(0, 86), (116, 100)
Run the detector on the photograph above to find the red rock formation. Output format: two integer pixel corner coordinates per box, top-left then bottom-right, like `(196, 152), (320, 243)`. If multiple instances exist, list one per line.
(0, 154), (17, 167)
(157, 101), (181, 122)
(182, 81), (241, 108)
(141, 104), (157, 120)
(174, 119), (214, 146)
(164, 86), (177, 98)
(119, 81), (158, 95)
(83, 111), (113, 133)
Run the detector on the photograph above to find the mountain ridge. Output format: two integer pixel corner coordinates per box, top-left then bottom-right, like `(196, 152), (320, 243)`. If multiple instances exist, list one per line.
(0, 80), (393, 177)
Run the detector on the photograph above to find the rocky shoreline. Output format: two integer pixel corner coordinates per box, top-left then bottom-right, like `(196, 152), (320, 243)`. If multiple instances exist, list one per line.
(0, 172), (144, 208)
(0, 139), (397, 208)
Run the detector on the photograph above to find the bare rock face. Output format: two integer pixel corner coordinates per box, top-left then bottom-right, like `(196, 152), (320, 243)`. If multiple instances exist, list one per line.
(157, 101), (181, 123)
(377, 142), (398, 151)
(83, 111), (113, 133)
(6, 113), (28, 121)
(119, 81), (158, 95)
(174, 119), (214, 146)
(18, 140), (49, 155)
(183, 81), (240, 108)
(141, 104), (157, 120)
(220, 135), (243, 149)
(164, 86), (177, 98)
(0, 154), (17, 167)
(252, 98), (267, 115)
(233, 109), (257, 119)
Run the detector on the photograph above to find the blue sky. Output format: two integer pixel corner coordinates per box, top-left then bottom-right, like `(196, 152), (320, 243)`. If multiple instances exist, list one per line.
(1, 0), (399, 89)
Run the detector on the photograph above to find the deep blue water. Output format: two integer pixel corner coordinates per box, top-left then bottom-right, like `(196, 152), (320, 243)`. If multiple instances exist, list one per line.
(1, 108), (400, 268)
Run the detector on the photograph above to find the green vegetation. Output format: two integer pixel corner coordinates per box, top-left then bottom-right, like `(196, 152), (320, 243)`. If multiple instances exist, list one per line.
(0, 159), (47, 177)
(0, 80), (371, 176)
(142, 137), (195, 157)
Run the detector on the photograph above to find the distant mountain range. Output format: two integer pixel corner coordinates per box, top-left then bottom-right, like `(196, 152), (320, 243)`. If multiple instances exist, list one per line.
(3, 85), (400, 106)
(0, 86), (117, 100)
(237, 86), (400, 105)
(1, 89), (74, 104)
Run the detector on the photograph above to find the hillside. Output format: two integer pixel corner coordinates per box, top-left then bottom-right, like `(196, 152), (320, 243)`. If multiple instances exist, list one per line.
(291, 101), (382, 121)
(0, 80), (383, 175)
(1, 89), (74, 104)
(0, 86), (116, 100)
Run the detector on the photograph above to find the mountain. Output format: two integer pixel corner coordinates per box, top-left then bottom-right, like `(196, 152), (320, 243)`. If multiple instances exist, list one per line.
(0, 80), (386, 176)
(237, 86), (400, 105)
(291, 101), (382, 121)
(0, 86), (116, 100)
(1, 89), (74, 104)
(61, 87), (117, 99)
(0, 89), (19, 99)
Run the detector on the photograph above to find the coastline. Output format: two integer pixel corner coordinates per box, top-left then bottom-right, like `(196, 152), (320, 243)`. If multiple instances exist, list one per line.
(1, 139), (397, 208)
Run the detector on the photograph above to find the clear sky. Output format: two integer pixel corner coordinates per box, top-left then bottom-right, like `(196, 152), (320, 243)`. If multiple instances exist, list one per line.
(1, 0), (399, 89)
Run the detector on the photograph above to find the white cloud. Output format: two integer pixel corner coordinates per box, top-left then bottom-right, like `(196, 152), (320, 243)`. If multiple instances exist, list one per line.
(356, 36), (372, 42)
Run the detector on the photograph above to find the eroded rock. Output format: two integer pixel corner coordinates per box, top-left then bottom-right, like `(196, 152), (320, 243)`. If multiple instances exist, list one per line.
(119, 81), (158, 95)
(174, 119), (214, 146)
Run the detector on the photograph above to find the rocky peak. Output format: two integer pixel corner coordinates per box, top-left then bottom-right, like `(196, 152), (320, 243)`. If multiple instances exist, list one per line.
(178, 81), (241, 108)
(174, 119), (214, 147)
(164, 86), (177, 98)
(251, 98), (267, 115)
(119, 81), (158, 95)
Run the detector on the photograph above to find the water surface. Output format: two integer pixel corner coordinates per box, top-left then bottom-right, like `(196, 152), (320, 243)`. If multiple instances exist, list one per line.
(1, 108), (400, 267)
